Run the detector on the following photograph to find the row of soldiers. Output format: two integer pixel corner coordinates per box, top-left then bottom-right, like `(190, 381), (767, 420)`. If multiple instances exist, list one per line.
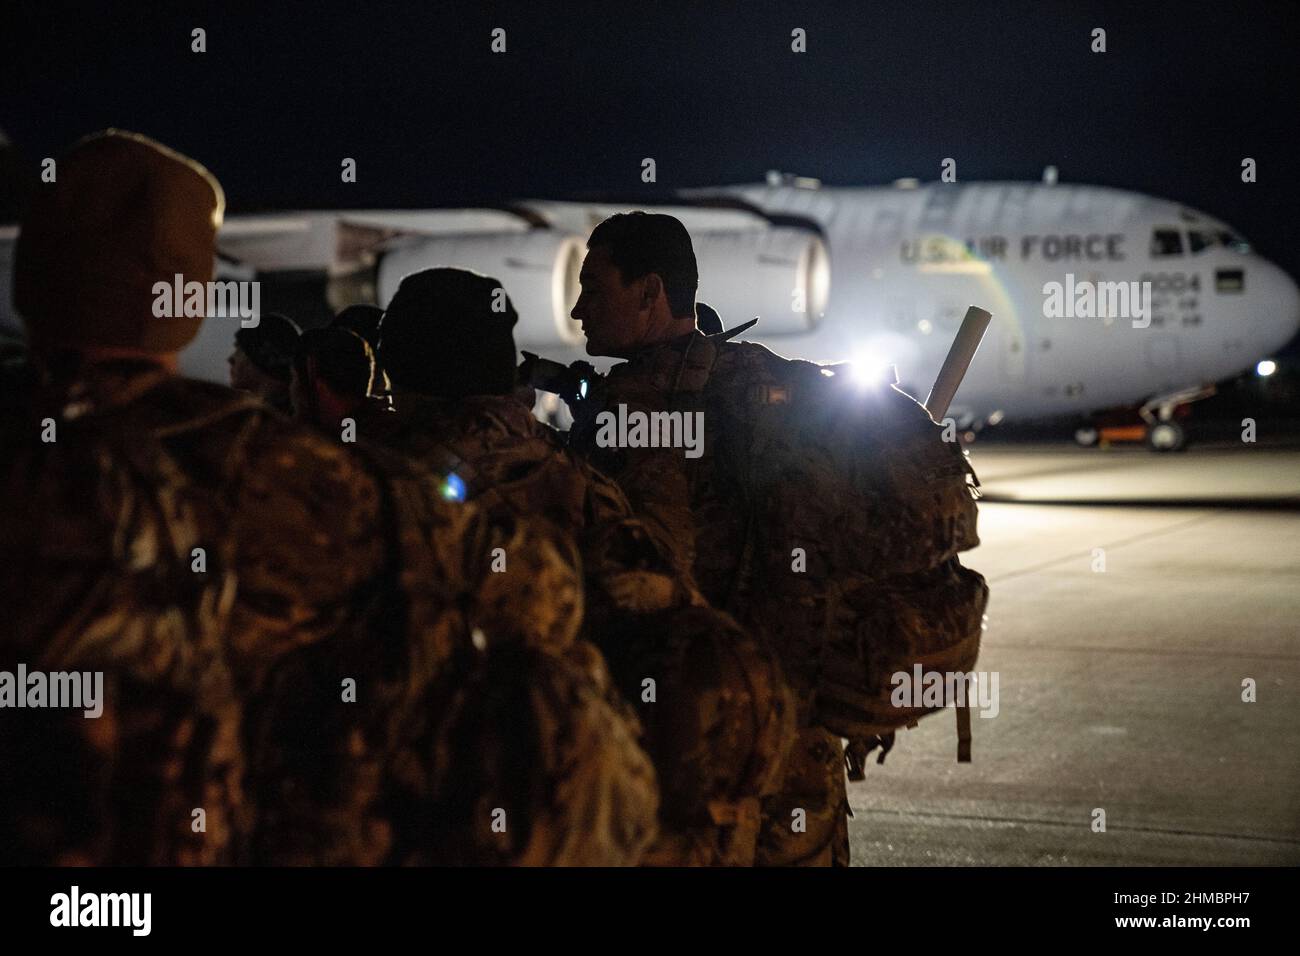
(0, 130), (871, 866)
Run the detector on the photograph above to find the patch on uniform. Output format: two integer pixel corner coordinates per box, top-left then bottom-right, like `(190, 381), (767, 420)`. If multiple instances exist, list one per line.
(747, 384), (792, 405)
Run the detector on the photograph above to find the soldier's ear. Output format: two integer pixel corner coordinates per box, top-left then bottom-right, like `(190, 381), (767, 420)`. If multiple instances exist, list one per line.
(640, 273), (664, 311)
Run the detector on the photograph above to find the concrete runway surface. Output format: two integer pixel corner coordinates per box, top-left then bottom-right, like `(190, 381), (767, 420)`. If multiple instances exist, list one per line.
(847, 441), (1300, 865)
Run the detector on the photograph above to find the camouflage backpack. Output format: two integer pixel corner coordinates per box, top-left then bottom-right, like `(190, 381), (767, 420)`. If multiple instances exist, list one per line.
(395, 638), (661, 866)
(406, 403), (792, 865)
(0, 366), (257, 864)
(593, 603), (796, 866)
(673, 334), (989, 771)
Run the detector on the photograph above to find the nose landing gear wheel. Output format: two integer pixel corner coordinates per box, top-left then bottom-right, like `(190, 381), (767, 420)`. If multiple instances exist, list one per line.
(1147, 420), (1186, 452)
(1074, 426), (1099, 447)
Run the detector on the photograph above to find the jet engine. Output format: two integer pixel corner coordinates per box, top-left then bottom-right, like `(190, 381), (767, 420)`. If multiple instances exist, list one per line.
(376, 230), (585, 349)
(693, 227), (830, 334)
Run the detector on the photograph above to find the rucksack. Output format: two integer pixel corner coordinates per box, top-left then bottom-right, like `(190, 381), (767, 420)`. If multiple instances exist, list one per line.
(594, 603), (796, 865)
(399, 639), (661, 866)
(671, 334), (989, 771)
(0, 368), (259, 864)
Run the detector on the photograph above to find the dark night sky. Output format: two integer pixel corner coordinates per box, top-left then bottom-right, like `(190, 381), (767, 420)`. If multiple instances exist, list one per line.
(5, 1), (1299, 278)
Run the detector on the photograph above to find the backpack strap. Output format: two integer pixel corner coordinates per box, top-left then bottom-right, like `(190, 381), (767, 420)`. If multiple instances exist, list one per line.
(666, 336), (765, 611)
(844, 733), (896, 780)
(956, 702), (972, 762)
(666, 332), (721, 404)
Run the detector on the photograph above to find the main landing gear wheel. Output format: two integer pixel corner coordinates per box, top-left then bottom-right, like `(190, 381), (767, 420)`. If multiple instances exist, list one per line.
(1147, 420), (1186, 452)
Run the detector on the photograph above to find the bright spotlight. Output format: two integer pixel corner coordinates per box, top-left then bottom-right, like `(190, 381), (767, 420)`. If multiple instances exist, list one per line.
(1256, 359), (1277, 377)
(848, 349), (897, 388)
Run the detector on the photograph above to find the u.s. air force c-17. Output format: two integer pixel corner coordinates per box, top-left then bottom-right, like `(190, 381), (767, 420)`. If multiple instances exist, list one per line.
(4, 169), (1295, 449)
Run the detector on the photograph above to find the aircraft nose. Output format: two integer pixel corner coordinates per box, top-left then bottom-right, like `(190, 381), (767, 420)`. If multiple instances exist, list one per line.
(1261, 261), (1300, 352)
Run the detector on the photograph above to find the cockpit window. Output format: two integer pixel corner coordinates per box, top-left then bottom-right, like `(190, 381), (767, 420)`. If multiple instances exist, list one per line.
(1218, 230), (1250, 253)
(1188, 229), (1250, 254)
(1151, 229), (1183, 257)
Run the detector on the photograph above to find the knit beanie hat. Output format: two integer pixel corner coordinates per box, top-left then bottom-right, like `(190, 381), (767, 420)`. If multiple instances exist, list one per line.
(14, 129), (224, 355)
(378, 268), (518, 398)
(234, 311), (301, 382)
(331, 304), (384, 349)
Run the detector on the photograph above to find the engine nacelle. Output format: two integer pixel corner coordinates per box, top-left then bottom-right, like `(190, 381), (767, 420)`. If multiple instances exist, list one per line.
(377, 230), (584, 349)
(693, 227), (830, 335)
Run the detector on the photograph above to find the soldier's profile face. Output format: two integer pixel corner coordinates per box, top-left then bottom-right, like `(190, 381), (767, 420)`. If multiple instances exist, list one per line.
(572, 245), (645, 358)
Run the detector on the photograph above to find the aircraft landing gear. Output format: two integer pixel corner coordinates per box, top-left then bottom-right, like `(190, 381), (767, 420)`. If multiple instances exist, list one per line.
(1146, 420), (1186, 452)
(1139, 384), (1214, 453)
(1075, 383), (1214, 451)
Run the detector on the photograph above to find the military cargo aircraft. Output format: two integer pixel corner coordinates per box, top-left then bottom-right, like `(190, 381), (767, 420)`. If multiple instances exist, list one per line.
(3, 166), (1296, 450)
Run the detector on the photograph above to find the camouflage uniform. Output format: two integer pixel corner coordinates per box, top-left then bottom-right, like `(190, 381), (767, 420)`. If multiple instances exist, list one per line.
(370, 392), (698, 625)
(0, 129), (657, 866)
(569, 330), (853, 866)
(0, 362), (658, 865)
(375, 390), (792, 865)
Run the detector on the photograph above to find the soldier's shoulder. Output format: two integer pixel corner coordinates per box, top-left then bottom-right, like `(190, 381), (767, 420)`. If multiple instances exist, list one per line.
(150, 380), (391, 539)
(219, 416), (395, 615)
(714, 339), (797, 383)
(598, 357), (654, 397)
(138, 375), (265, 427)
(573, 452), (634, 514)
(149, 377), (352, 464)
(465, 395), (547, 445)
(600, 337), (700, 402)
(244, 414), (385, 503)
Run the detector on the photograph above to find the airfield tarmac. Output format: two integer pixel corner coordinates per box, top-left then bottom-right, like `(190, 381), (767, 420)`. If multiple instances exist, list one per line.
(847, 440), (1300, 865)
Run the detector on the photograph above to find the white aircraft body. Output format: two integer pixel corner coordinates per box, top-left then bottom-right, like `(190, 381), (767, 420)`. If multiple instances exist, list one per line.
(3, 175), (1296, 441)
